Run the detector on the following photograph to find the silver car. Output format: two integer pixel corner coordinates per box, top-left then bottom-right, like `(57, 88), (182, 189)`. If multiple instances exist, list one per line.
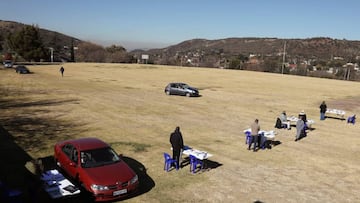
(3, 60), (13, 68)
(164, 83), (199, 97)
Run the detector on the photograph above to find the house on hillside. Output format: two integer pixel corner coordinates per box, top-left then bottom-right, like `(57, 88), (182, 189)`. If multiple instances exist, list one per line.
(248, 55), (260, 64)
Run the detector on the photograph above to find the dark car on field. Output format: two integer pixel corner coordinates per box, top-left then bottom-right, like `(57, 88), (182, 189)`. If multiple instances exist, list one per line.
(164, 82), (199, 97)
(54, 137), (139, 202)
(15, 65), (30, 74)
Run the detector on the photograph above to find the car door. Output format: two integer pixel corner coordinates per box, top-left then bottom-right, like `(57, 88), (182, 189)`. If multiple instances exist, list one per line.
(172, 83), (184, 95)
(61, 144), (79, 178)
(170, 83), (179, 95)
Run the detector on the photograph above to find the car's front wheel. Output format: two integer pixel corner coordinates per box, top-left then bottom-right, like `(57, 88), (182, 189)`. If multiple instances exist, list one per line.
(165, 90), (170, 95)
(186, 92), (191, 97)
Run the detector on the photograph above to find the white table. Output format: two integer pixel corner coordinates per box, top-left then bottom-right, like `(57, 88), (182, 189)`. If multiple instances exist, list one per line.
(182, 147), (213, 172)
(326, 109), (346, 118)
(243, 129), (276, 140)
(243, 129), (277, 149)
(41, 169), (80, 199)
(182, 147), (213, 160)
(287, 116), (315, 127)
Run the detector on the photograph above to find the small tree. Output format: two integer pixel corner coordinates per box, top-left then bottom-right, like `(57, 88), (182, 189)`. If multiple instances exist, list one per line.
(7, 25), (47, 61)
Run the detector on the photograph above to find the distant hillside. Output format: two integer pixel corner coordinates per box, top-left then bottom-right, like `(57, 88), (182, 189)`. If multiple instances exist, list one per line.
(0, 20), (133, 63)
(132, 37), (360, 68)
(2, 20), (360, 69)
(0, 20), (82, 61)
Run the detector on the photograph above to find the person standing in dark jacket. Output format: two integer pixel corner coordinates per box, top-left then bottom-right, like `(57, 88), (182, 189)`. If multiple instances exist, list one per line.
(319, 101), (327, 120)
(60, 66), (64, 77)
(170, 126), (184, 168)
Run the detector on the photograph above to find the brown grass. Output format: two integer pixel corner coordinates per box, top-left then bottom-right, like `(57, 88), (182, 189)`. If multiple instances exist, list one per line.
(0, 63), (359, 203)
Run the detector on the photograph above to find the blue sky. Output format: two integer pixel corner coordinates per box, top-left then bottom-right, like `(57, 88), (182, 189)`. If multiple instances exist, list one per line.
(1, 0), (359, 50)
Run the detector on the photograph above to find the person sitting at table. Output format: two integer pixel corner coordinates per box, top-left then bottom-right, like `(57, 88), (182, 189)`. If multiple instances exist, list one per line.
(248, 119), (260, 152)
(280, 111), (291, 130)
(170, 126), (184, 168)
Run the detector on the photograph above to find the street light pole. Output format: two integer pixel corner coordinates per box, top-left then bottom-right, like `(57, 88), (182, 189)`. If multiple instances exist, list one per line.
(49, 47), (54, 62)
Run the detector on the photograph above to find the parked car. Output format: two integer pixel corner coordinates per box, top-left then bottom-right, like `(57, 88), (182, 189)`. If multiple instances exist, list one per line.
(15, 65), (30, 74)
(54, 137), (139, 202)
(3, 60), (13, 68)
(164, 82), (199, 97)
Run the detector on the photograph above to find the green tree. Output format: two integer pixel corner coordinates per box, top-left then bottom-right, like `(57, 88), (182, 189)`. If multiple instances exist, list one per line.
(7, 25), (47, 61)
(105, 45), (126, 53)
(228, 54), (249, 69)
(263, 57), (281, 73)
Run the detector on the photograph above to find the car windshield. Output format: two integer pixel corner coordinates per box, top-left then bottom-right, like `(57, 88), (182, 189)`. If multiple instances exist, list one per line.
(80, 147), (121, 168)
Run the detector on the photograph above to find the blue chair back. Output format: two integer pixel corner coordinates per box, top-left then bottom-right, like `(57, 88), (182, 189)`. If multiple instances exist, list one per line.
(245, 131), (251, 144)
(347, 115), (356, 124)
(163, 152), (178, 172)
(164, 152), (171, 161)
(189, 155), (203, 173)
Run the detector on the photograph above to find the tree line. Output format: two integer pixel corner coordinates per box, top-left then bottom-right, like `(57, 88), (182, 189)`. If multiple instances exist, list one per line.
(1, 25), (134, 63)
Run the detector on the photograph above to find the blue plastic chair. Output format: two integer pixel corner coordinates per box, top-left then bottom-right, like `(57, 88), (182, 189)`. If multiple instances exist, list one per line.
(245, 131), (251, 144)
(347, 115), (356, 124)
(189, 155), (203, 173)
(304, 122), (309, 130)
(163, 153), (178, 172)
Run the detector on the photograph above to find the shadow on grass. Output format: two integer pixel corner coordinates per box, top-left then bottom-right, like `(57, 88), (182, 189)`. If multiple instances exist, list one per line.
(0, 86), (86, 202)
(0, 85), (83, 152)
(266, 140), (282, 149)
(180, 157), (223, 172)
(325, 116), (346, 121)
(122, 156), (155, 199)
(0, 98), (79, 109)
(0, 125), (34, 202)
(0, 84), (157, 202)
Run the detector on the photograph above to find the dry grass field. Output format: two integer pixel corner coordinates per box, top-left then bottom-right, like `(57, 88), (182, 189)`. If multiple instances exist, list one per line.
(1, 63), (360, 203)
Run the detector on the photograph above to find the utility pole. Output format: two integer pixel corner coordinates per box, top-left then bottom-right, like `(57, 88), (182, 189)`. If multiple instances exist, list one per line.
(282, 41), (286, 74)
(49, 47), (54, 62)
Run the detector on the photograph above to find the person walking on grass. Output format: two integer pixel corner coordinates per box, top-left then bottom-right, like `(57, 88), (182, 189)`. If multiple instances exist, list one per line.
(60, 66), (64, 77)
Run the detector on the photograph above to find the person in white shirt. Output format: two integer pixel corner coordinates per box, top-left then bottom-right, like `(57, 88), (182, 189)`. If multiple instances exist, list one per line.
(280, 111), (291, 130)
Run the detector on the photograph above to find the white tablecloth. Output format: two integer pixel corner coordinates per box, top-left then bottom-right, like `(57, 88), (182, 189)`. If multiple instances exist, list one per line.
(287, 116), (315, 126)
(41, 169), (80, 199)
(182, 147), (213, 160)
(326, 109), (346, 116)
(243, 129), (276, 140)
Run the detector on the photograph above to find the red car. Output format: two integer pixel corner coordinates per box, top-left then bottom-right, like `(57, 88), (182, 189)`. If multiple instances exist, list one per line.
(54, 137), (139, 202)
